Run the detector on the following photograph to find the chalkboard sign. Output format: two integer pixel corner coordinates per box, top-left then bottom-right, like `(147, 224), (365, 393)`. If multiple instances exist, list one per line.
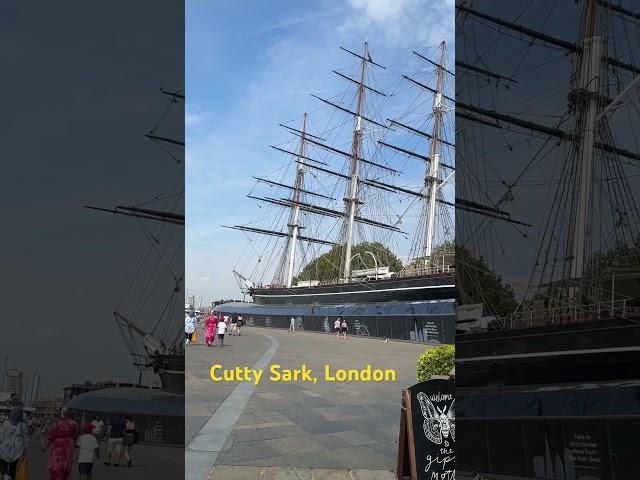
(397, 379), (455, 480)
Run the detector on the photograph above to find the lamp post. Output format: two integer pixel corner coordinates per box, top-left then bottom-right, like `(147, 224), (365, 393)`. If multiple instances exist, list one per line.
(2, 356), (10, 392)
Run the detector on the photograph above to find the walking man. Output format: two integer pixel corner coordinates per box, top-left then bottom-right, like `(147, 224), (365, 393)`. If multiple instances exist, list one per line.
(237, 315), (243, 335)
(334, 318), (341, 339)
(288, 317), (295, 333)
(104, 413), (125, 466)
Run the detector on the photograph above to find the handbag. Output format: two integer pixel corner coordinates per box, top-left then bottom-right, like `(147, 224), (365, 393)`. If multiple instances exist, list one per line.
(15, 455), (28, 480)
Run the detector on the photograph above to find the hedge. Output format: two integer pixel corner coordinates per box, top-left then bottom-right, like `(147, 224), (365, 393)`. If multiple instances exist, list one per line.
(417, 344), (455, 382)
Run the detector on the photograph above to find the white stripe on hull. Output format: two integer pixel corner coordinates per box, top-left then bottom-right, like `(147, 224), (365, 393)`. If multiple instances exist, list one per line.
(254, 283), (455, 298)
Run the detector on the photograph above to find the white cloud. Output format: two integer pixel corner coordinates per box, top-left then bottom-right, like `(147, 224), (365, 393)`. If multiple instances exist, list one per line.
(186, 112), (206, 126)
(340, 0), (454, 47)
(241, 7), (347, 37)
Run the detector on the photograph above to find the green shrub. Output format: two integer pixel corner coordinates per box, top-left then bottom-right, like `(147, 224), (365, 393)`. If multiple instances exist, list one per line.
(417, 344), (455, 382)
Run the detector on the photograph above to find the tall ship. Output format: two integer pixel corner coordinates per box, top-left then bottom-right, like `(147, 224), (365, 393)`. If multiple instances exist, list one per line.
(455, 1), (640, 478)
(217, 41), (456, 343)
(75, 88), (185, 444)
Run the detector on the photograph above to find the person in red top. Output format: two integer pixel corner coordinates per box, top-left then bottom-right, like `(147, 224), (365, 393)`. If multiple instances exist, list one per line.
(205, 313), (218, 347)
(42, 408), (79, 480)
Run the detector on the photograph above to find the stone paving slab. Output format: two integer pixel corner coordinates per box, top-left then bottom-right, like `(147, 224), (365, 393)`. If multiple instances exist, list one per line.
(326, 446), (398, 470)
(350, 469), (397, 480)
(333, 430), (378, 446)
(280, 451), (349, 469)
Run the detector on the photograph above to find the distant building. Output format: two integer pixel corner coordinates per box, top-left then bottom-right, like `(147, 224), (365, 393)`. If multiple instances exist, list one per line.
(32, 398), (64, 418)
(63, 381), (137, 403)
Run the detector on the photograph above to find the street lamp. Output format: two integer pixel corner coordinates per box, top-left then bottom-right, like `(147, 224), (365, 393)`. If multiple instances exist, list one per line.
(2, 356), (10, 392)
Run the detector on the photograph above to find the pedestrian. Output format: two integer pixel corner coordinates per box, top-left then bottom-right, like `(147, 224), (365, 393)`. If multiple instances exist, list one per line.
(236, 315), (243, 335)
(341, 319), (348, 339)
(204, 313), (217, 347)
(122, 417), (137, 468)
(0, 405), (29, 480)
(42, 408), (78, 480)
(230, 315), (238, 336)
(217, 316), (227, 347)
(104, 413), (125, 467)
(288, 317), (295, 333)
(334, 318), (341, 339)
(76, 423), (99, 480)
(90, 414), (104, 445)
(185, 310), (197, 346)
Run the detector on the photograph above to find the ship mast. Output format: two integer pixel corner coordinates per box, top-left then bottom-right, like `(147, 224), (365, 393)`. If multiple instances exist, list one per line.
(456, 2), (640, 324)
(340, 41), (369, 282)
(570, 0), (601, 298)
(285, 113), (308, 287)
(424, 41), (447, 261)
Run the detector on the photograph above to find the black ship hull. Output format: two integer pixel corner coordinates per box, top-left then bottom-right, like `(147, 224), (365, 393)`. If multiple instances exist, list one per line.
(456, 319), (640, 479)
(250, 273), (455, 305)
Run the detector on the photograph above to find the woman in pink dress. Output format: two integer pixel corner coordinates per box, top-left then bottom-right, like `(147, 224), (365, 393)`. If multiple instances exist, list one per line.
(205, 314), (218, 347)
(42, 408), (79, 480)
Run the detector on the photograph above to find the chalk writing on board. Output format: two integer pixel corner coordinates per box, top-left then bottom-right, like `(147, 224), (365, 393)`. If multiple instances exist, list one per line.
(417, 390), (455, 479)
(417, 393), (455, 444)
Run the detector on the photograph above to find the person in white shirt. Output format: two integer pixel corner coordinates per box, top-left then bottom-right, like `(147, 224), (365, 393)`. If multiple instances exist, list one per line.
(217, 318), (227, 347)
(334, 318), (341, 339)
(90, 414), (104, 444)
(341, 319), (348, 339)
(185, 311), (197, 346)
(237, 315), (243, 335)
(288, 317), (295, 333)
(76, 423), (99, 480)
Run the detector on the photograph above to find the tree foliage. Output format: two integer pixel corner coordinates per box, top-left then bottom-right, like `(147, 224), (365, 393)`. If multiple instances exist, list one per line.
(296, 242), (403, 283)
(404, 240), (455, 272)
(589, 242), (640, 274)
(456, 245), (517, 317)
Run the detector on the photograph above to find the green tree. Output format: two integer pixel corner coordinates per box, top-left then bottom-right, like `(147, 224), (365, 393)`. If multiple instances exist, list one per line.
(456, 245), (517, 317)
(404, 240), (455, 272)
(296, 242), (403, 283)
(589, 242), (640, 274)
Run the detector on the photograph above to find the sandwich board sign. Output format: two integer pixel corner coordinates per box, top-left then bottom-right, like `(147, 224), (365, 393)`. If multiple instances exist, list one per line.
(397, 379), (455, 480)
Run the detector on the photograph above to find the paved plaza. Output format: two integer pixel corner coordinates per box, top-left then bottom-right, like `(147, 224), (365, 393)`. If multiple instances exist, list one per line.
(186, 326), (430, 479)
(23, 441), (183, 479)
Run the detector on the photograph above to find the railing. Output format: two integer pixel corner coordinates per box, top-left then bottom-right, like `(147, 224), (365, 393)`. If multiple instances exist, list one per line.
(399, 258), (455, 277)
(494, 299), (631, 330)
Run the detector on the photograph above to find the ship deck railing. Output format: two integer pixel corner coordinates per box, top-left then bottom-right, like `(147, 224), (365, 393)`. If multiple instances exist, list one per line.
(398, 263), (455, 277)
(494, 298), (639, 329)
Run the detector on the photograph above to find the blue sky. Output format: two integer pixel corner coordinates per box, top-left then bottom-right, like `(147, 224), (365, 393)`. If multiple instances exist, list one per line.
(186, 0), (454, 303)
